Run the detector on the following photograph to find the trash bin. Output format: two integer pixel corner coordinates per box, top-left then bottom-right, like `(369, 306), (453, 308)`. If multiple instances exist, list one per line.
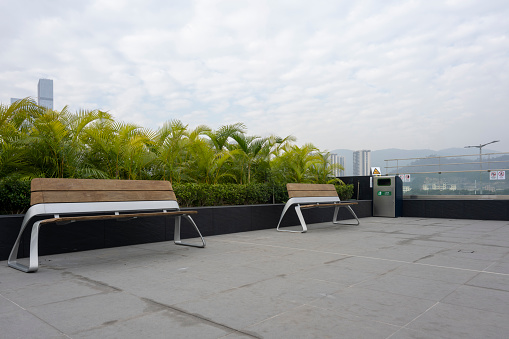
(373, 176), (402, 217)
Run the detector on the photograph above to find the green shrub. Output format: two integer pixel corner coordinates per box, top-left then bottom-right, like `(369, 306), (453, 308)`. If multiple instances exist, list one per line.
(173, 183), (288, 207)
(335, 183), (355, 201)
(0, 178), (31, 214)
(0, 179), (353, 213)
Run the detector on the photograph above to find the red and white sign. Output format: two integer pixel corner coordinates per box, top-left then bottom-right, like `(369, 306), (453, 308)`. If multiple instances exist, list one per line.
(399, 174), (411, 182)
(498, 171), (506, 180)
(490, 171), (505, 180)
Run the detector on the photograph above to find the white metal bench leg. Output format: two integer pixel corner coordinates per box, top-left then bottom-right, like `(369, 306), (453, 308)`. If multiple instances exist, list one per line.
(277, 205), (308, 233)
(332, 205), (360, 225)
(174, 215), (206, 248)
(8, 220), (42, 273)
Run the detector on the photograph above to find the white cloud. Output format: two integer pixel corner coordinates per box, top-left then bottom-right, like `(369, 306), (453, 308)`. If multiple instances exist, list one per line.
(1, 0), (508, 152)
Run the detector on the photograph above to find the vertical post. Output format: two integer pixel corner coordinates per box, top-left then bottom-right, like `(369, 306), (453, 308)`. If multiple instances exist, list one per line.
(479, 147), (483, 195)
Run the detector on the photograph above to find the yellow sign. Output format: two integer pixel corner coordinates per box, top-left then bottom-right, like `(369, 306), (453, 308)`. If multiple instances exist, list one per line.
(371, 167), (381, 175)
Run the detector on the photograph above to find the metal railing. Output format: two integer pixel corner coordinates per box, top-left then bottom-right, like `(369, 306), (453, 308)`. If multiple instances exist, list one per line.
(383, 152), (509, 196)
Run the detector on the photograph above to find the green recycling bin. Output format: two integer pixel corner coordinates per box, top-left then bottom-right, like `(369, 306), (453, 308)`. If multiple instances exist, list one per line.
(373, 176), (402, 217)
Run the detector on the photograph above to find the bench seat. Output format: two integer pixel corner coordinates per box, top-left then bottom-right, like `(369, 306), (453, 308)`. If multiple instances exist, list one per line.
(277, 183), (360, 233)
(8, 179), (205, 273)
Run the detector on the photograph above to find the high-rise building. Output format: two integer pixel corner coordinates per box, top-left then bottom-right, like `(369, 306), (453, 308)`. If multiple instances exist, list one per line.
(353, 150), (371, 176)
(329, 154), (346, 177)
(339, 156), (345, 177)
(37, 79), (53, 109)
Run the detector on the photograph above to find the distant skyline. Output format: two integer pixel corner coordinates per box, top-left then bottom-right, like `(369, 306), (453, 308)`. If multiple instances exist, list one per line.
(1, 1), (508, 152)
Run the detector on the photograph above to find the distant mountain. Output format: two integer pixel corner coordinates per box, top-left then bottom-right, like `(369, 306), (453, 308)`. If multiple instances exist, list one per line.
(331, 148), (501, 176)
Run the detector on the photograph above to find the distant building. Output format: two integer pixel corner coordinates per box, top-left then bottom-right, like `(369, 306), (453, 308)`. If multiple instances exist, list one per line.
(10, 98), (21, 104)
(329, 154), (345, 177)
(339, 155), (345, 176)
(353, 150), (371, 176)
(38, 79), (53, 109)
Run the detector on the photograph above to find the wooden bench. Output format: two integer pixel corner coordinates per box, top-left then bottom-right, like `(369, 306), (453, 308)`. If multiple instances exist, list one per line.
(276, 183), (359, 233)
(8, 178), (205, 273)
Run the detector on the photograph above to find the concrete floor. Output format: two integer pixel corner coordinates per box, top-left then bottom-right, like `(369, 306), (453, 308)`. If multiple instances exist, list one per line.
(1, 217), (509, 339)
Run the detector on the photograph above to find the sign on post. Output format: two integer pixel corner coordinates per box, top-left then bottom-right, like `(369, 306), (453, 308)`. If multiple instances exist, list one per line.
(371, 167), (381, 176)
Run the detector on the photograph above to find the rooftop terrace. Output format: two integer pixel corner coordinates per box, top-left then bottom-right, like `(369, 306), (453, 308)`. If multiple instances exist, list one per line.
(1, 217), (509, 338)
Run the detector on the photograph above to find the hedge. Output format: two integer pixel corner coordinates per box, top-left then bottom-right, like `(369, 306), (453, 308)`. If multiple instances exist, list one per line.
(0, 179), (354, 214)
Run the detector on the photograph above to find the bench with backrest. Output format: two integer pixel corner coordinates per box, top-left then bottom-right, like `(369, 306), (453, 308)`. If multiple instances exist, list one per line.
(276, 183), (359, 233)
(8, 178), (205, 273)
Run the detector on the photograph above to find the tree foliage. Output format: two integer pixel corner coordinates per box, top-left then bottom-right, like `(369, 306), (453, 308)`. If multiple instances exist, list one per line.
(0, 98), (351, 211)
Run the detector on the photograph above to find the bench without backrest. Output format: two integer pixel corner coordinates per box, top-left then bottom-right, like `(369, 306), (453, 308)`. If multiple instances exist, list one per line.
(276, 183), (359, 233)
(8, 178), (205, 273)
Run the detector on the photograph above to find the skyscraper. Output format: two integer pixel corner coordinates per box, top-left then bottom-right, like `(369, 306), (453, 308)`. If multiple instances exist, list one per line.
(353, 150), (371, 176)
(37, 78), (53, 109)
(339, 155), (345, 177)
(329, 154), (346, 177)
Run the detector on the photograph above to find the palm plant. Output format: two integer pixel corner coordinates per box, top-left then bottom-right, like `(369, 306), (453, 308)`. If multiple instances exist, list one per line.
(84, 120), (155, 179)
(229, 134), (270, 184)
(152, 120), (211, 183)
(186, 138), (239, 184)
(22, 106), (110, 178)
(309, 151), (344, 184)
(270, 143), (322, 183)
(0, 98), (42, 179)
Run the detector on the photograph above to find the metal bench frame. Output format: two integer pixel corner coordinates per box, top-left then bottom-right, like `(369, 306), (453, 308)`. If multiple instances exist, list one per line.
(276, 196), (360, 233)
(8, 200), (205, 273)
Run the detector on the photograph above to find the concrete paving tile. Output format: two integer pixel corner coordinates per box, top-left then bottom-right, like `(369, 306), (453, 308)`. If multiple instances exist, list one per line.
(28, 291), (161, 334)
(406, 302), (509, 339)
(190, 265), (279, 290)
(288, 263), (380, 287)
(246, 305), (399, 339)
(176, 288), (301, 329)
(0, 264), (70, 291)
(356, 273), (461, 301)
(466, 272), (509, 291)
(1, 278), (115, 308)
(326, 255), (406, 274)
(244, 256), (321, 276)
(413, 253), (493, 271)
(310, 286), (437, 326)
(233, 274), (345, 304)
(439, 245), (509, 261)
(0, 309), (67, 339)
(387, 327), (444, 339)
(2, 217), (508, 338)
(0, 294), (22, 315)
(486, 261), (509, 274)
(391, 263), (479, 284)
(39, 251), (118, 269)
(74, 309), (232, 339)
(363, 245), (445, 262)
(441, 285), (509, 314)
(130, 276), (229, 305)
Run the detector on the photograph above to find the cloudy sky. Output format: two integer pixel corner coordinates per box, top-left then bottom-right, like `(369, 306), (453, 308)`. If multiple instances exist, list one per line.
(1, 0), (508, 152)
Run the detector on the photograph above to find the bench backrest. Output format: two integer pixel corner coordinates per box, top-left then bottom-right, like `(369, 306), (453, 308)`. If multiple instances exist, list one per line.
(31, 178), (176, 205)
(286, 183), (338, 199)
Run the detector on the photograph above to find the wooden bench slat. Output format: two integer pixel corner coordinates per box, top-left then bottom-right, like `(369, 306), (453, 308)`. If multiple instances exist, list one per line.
(288, 190), (338, 198)
(300, 202), (358, 209)
(286, 183), (337, 191)
(31, 178), (173, 192)
(39, 210), (198, 225)
(31, 190), (177, 205)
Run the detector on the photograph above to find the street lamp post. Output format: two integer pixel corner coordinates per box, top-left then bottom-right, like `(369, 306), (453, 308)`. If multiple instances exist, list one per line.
(465, 140), (500, 195)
